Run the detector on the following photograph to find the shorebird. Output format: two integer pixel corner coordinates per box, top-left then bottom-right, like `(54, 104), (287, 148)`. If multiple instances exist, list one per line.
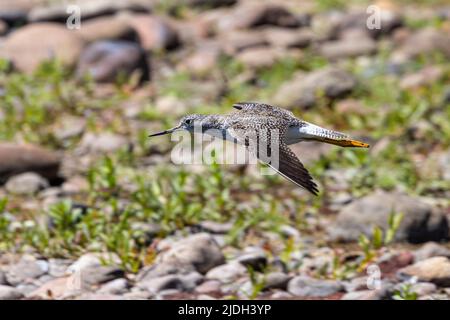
(149, 102), (369, 195)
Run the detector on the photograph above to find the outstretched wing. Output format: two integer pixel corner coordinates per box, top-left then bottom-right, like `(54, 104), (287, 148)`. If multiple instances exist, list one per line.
(228, 116), (319, 195)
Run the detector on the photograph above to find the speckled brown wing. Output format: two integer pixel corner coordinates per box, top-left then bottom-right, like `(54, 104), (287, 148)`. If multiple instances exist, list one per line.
(227, 116), (319, 195)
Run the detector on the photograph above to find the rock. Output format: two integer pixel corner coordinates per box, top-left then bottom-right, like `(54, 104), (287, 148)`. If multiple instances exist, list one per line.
(220, 30), (268, 55)
(0, 23), (85, 73)
(223, 3), (305, 30)
(154, 96), (188, 117)
(76, 40), (149, 83)
(179, 43), (221, 75)
(137, 233), (225, 281)
(263, 272), (291, 290)
(48, 259), (72, 278)
(398, 257), (450, 286)
(0, 143), (61, 183)
(392, 29), (450, 63)
(27, 0), (152, 22)
(0, 0), (32, 24)
(414, 242), (450, 262)
(340, 288), (391, 300)
(5, 257), (49, 286)
(336, 9), (403, 39)
(77, 15), (138, 43)
(400, 66), (444, 89)
(29, 277), (70, 299)
(274, 67), (356, 109)
(264, 27), (314, 49)
(53, 116), (86, 142)
(0, 271), (6, 285)
(235, 47), (284, 69)
(288, 276), (343, 298)
(198, 220), (233, 234)
(5, 172), (49, 195)
(236, 250), (267, 271)
(67, 253), (120, 274)
(206, 262), (247, 283)
(195, 280), (221, 294)
(409, 282), (437, 296)
(0, 20), (7, 36)
(129, 14), (180, 51)
(0, 285), (23, 300)
(173, 0), (236, 8)
(139, 272), (203, 294)
(328, 191), (449, 243)
(81, 266), (124, 286)
(319, 37), (377, 60)
(97, 278), (130, 294)
(131, 222), (162, 245)
(78, 132), (129, 154)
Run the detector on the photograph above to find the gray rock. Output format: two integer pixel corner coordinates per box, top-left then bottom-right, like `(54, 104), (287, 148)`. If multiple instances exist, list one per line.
(236, 251), (267, 271)
(0, 271), (6, 285)
(6, 258), (49, 286)
(340, 288), (391, 300)
(329, 191), (449, 243)
(288, 276), (343, 297)
(197, 221), (233, 234)
(81, 266), (125, 286)
(27, 0), (152, 22)
(195, 280), (221, 294)
(263, 272), (291, 290)
(235, 47), (285, 69)
(0, 285), (23, 300)
(220, 30), (268, 55)
(274, 67), (356, 109)
(0, 23), (85, 73)
(319, 37), (377, 60)
(392, 28), (450, 63)
(414, 242), (450, 262)
(137, 233), (225, 281)
(139, 272), (203, 294)
(5, 172), (49, 195)
(264, 28), (314, 49)
(0, 143), (61, 183)
(336, 10), (402, 38)
(222, 3), (305, 30)
(97, 278), (130, 294)
(129, 14), (180, 51)
(78, 132), (128, 154)
(76, 40), (149, 83)
(397, 256), (450, 286)
(77, 15), (138, 43)
(206, 262), (247, 283)
(131, 222), (162, 244)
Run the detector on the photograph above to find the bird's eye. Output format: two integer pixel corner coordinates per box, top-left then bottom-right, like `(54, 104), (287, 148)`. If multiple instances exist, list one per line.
(185, 119), (192, 125)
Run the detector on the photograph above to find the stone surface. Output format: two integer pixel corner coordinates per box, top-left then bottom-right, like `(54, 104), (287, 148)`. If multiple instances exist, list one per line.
(77, 15), (138, 43)
(129, 14), (180, 51)
(0, 23), (85, 73)
(414, 242), (450, 262)
(5, 257), (49, 286)
(319, 37), (377, 60)
(0, 143), (61, 183)
(5, 172), (49, 195)
(264, 28), (314, 48)
(76, 40), (149, 83)
(288, 276), (343, 298)
(29, 277), (70, 299)
(137, 233), (225, 281)
(398, 257), (450, 286)
(81, 266), (125, 286)
(206, 262), (247, 283)
(138, 272), (203, 294)
(78, 132), (129, 154)
(0, 285), (23, 300)
(329, 191), (449, 243)
(98, 278), (130, 294)
(263, 272), (291, 290)
(274, 67), (356, 109)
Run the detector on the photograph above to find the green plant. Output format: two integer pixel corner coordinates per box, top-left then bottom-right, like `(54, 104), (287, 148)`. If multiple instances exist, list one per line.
(392, 283), (418, 300)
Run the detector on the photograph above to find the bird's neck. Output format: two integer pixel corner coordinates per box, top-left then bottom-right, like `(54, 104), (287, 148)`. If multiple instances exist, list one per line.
(199, 115), (227, 131)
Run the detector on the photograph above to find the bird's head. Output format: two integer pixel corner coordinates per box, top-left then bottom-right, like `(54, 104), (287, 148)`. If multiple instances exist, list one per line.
(148, 114), (207, 137)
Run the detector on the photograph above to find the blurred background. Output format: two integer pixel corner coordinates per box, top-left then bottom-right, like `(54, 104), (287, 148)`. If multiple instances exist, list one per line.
(0, 0), (449, 300)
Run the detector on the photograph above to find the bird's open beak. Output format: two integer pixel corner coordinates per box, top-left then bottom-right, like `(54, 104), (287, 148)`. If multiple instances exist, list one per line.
(299, 123), (370, 148)
(148, 125), (181, 137)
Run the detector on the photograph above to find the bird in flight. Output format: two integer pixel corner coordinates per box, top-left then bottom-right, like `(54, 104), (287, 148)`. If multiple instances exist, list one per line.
(149, 102), (369, 195)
